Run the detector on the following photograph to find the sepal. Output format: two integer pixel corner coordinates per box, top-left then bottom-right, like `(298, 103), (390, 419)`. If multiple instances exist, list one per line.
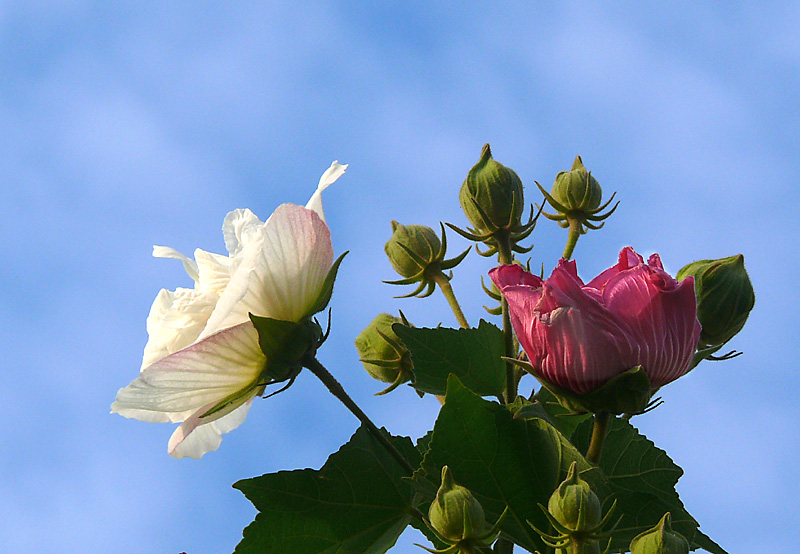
(505, 358), (653, 416)
(307, 251), (348, 316)
(249, 314), (324, 384)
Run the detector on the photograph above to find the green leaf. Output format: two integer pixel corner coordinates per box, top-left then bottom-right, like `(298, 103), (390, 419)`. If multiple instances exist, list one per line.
(393, 320), (506, 397)
(412, 375), (598, 553)
(233, 426), (421, 554)
(572, 418), (728, 554)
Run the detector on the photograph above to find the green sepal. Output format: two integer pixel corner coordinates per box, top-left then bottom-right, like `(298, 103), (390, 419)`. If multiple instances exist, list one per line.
(249, 314), (322, 382)
(506, 358), (652, 415)
(306, 251), (348, 317)
(513, 389), (591, 440)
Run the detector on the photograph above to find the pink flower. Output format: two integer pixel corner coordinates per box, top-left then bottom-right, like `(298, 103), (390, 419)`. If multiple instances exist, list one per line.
(489, 247), (700, 395)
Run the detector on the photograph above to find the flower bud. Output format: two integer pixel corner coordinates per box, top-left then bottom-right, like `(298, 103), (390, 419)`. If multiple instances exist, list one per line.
(677, 254), (755, 348)
(551, 155), (603, 213)
(429, 466), (487, 542)
(547, 461), (602, 532)
(459, 143), (524, 234)
(354, 313), (413, 394)
(384, 221), (442, 279)
(630, 513), (689, 554)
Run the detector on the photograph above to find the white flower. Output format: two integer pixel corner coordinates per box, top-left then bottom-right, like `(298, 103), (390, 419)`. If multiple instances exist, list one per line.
(112, 162), (347, 459)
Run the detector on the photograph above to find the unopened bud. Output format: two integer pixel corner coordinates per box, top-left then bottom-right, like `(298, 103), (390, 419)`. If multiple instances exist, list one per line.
(385, 221), (442, 279)
(630, 513), (689, 554)
(459, 144), (524, 235)
(677, 254), (755, 348)
(551, 155), (603, 214)
(547, 461), (602, 532)
(354, 313), (412, 395)
(429, 466), (487, 542)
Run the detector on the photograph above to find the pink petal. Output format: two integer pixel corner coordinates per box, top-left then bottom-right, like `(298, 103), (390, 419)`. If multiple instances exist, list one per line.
(489, 264), (543, 290)
(586, 246), (644, 291)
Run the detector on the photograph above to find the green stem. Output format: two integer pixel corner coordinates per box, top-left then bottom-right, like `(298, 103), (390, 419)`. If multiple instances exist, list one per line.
(432, 271), (470, 329)
(562, 218), (582, 260)
(494, 232), (517, 404)
(585, 411), (611, 465)
(304, 356), (415, 475)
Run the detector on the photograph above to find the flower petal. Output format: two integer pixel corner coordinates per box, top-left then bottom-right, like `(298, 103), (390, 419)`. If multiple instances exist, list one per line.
(222, 208), (265, 256)
(112, 321), (265, 423)
(168, 396), (255, 459)
(489, 264), (543, 290)
(305, 161), (347, 222)
(532, 305), (633, 394)
(199, 204), (334, 336)
(153, 246), (200, 283)
(140, 287), (219, 369)
(603, 266), (699, 387)
(194, 248), (232, 294)
(586, 246), (644, 291)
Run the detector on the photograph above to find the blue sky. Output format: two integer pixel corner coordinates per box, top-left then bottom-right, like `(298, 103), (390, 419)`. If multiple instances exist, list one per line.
(2, 2), (798, 552)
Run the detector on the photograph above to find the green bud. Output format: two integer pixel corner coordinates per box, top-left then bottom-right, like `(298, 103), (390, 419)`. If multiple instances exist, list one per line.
(547, 461), (602, 532)
(459, 143), (524, 234)
(677, 254), (755, 348)
(354, 313), (413, 394)
(630, 513), (689, 554)
(429, 466), (487, 542)
(550, 155), (603, 213)
(385, 221), (442, 279)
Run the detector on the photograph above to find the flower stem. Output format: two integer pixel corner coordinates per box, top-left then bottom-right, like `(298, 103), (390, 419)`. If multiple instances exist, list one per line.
(493, 537), (515, 553)
(585, 411), (611, 465)
(304, 356), (415, 475)
(432, 271), (470, 329)
(494, 232), (517, 404)
(562, 218), (582, 260)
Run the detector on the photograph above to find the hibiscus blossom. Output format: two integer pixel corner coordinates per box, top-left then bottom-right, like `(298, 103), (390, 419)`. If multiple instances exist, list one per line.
(112, 162), (347, 458)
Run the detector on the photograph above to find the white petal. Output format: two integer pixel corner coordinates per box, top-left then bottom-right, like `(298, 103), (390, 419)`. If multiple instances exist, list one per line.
(222, 208), (265, 256)
(113, 322), (265, 423)
(199, 204), (334, 337)
(305, 161), (347, 222)
(153, 246), (200, 283)
(140, 287), (219, 369)
(194, 248), (232, 294)
(168, 396), (255, 459)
